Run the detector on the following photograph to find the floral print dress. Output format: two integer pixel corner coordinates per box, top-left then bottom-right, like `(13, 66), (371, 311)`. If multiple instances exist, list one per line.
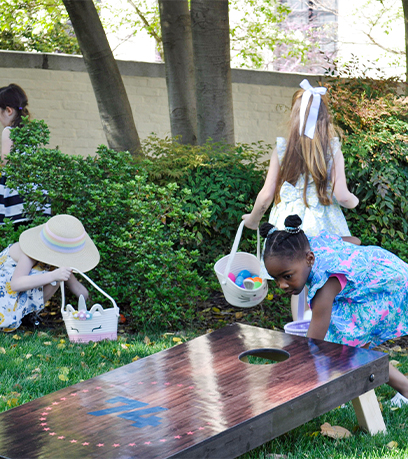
(306, 232), (408, 349)
(0, 245), (49, 331)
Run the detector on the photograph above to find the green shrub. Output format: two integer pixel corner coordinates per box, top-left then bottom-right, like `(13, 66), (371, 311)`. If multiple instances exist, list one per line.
(327, 76), (408, 261)
(141, 135), (271, 274)
(3, 120), (212, 330)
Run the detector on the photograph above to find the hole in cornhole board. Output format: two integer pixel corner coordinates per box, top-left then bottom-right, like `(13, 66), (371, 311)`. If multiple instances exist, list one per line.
(239, 348), (290, 365)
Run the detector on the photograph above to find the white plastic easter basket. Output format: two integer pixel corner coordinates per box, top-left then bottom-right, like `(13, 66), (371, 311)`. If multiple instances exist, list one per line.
(61, 269), (120, 344)
(214, 221), (268, 308)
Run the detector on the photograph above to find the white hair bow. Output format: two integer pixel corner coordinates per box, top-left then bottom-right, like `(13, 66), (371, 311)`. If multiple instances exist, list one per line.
(298, 79), (327, 139)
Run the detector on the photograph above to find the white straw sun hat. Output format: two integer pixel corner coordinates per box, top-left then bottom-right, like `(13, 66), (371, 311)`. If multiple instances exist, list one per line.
(19, 214), (100, 272)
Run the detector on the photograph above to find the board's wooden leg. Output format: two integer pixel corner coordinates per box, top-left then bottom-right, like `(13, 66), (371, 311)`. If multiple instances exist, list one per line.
(351, 389), (386, 435)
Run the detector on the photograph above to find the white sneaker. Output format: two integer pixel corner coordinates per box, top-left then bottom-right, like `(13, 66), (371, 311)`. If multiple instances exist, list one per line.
(389, 392), (408, 408)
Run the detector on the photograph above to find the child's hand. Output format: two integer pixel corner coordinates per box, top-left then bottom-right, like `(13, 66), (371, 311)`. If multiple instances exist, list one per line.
(52, 267), (73, 282)
(242, 214), (258, 230)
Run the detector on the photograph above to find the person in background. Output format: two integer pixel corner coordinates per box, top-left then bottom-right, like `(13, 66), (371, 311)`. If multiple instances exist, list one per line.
(242, 79), (359, 320)
(0, 83), (51, 224)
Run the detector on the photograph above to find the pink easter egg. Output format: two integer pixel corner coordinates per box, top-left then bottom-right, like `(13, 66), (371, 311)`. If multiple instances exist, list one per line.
(228, 272), (236, 282)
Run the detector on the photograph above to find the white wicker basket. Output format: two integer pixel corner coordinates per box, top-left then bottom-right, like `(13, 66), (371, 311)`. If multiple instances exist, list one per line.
(61, 269), (120, 344)
(214, 221), (268, 308)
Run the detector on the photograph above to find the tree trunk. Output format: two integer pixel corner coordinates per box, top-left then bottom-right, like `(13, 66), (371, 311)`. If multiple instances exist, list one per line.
(159, 0), (197, 144)
(402, 0), (408, 87)
(191, 0), (235, 145)
(62, 0), (141, 157)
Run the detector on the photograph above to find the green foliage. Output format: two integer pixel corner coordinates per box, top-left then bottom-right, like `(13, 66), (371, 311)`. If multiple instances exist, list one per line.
(0, 0), (80, 54)
(99, 0), (163, 59)
(140, 135), (270, 272)
(328, 76), (408, 261)
(3, 120), (212, 330)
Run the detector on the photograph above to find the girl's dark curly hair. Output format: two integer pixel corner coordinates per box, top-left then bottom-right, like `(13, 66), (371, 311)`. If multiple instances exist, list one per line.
(260, 214), (310, 261)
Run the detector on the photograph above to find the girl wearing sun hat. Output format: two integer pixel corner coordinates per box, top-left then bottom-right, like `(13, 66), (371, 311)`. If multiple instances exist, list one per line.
(0, 214), (99, 331)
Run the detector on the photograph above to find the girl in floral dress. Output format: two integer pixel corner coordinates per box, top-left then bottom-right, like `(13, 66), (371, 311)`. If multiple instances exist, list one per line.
(260, 214), (408, 407)
(0, 214), (99, 331)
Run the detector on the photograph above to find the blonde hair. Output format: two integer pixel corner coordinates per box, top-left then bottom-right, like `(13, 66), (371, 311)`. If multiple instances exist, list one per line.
(274, 87), (340, 207)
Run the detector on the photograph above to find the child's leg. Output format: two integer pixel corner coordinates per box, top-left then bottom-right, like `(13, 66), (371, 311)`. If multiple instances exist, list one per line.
(388, 363), (408, 399)
(66, 274), (88, 300)
(43, 283), (60, 303)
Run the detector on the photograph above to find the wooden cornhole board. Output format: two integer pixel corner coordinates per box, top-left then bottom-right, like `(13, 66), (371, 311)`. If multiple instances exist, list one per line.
(0, 324), (388, 459)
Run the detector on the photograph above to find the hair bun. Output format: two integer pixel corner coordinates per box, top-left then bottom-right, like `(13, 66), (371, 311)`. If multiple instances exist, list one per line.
(284, 214), (302, 229)
(259, 222), (274, 239)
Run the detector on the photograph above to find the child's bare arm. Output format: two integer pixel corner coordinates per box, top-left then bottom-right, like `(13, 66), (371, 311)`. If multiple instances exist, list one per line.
(242, 148), (280, 230)
(307, 277), (341, 340)
(332, 150), (359, 209)
(1, 128), (13, 164)
(10, 252), (72, 292)
(342, 236), (361, 245)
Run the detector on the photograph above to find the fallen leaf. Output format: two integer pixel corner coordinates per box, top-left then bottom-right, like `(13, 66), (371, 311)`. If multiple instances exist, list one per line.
(144, 336), (151, 345)
(320, 422), (352, 439)
(172, 337), (182, 343)
(391, 345), (402, 352)
(119, 314), (126, 324)
(0, 347), (5, 354)
(266, 455), (287, 459)
(7, 398), (19, 407)
(389, 359), (400, 367)
(43, 341), (52, 346)
(212, 307), (220, 313)
(58, 374), (69, 381)
(12, 334), (21, 340)
(59, 367), (70, 375)
(25, 354), (32, 359)
(57, 343), (66, 349)
(386, 441), (398, 450)
(235, 312), (244, 319)
(132, 356), (140, 362)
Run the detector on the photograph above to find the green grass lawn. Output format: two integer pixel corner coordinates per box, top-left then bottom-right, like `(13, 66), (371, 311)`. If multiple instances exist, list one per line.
(0, 329), (407, 459)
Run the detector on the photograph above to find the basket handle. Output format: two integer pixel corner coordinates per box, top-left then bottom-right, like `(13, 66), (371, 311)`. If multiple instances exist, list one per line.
(222, 221), (261, 284)
(60, 268), (120, 317)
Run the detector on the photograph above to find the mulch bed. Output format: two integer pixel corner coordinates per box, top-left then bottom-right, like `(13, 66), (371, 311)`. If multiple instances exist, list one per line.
(19, 290), (408, 353)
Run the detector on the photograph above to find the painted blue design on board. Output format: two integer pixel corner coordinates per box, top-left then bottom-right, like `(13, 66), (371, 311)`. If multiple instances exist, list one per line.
(88, 396), (168, 428)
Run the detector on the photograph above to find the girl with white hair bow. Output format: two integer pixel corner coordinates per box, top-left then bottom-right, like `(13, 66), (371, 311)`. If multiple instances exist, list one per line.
(242, 79), (359, 320)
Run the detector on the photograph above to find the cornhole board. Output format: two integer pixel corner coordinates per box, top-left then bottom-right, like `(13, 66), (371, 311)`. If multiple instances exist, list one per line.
(0, 324), (388, 459)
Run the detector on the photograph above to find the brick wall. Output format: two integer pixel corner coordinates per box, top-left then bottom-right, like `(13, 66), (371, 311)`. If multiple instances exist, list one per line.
(0, 50), (323, 157)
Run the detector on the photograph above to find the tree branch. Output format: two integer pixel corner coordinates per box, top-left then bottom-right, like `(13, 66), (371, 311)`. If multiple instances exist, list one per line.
(126, 0), (162, 46)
